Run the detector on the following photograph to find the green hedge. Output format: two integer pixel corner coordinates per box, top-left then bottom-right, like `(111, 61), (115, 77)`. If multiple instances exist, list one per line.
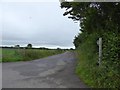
(75, 32), (120, 88)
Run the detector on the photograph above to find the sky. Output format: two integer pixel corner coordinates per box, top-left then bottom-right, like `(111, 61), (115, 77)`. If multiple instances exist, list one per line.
(1, 0), (80, 49)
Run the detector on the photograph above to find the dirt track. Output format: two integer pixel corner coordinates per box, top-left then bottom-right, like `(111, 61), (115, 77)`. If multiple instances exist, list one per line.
(2, 51), (87, 88)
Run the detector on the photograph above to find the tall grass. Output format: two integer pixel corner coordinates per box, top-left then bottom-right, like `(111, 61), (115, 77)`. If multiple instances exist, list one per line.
(2, 48), (64, 62)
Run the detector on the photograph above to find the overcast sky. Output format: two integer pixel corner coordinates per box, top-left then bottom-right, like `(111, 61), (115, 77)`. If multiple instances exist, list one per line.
(1, 0), (80, 49)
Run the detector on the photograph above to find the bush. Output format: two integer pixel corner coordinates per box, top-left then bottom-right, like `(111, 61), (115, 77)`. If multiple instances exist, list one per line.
(75, 32), (120, 88)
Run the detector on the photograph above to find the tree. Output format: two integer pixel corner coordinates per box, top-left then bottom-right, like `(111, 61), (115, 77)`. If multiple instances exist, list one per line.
(14, 45), (20, 49)
(27, 44), (32, 49)
(61, 2), (120, 48)
(61, 2), (120, 88)
(61, 2), (120, 34)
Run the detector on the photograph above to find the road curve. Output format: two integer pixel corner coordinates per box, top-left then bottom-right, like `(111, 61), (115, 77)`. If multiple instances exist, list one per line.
(2, 51), (87, 88)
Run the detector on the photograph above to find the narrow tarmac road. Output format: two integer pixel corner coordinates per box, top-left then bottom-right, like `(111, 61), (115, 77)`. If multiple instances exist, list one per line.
(2, 51), (87, 88)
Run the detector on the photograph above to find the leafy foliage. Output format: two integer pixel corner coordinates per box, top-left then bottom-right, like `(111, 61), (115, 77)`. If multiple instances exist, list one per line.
(61, 2), (120, 33)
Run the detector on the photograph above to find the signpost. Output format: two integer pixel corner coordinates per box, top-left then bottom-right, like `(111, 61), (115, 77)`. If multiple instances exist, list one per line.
(97, 38), (102, 66)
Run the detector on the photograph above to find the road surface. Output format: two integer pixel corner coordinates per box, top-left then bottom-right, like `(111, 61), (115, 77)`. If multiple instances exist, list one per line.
(2, 51), (87, 88)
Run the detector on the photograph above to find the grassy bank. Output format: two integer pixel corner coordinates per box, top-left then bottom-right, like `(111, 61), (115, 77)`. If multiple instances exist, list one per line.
(2, 48), (64, 62)
(75, 33), (119, 89)
(75, 33), (98, 88)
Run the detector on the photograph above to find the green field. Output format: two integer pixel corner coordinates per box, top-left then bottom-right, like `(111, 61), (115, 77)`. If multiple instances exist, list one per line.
(1, 48), (64, 62)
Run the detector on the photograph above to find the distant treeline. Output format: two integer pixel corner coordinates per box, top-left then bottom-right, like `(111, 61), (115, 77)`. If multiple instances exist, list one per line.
(0, 46), (73, 50)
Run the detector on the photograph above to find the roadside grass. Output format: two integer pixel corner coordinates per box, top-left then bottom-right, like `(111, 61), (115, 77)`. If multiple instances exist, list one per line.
(76, 49), (119, 88)
(2, 48), (64, 62)
(75, 33), (98, 88)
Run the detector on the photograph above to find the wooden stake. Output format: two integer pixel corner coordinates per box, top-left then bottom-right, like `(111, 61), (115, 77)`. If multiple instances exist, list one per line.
(98, 38), (102, 65)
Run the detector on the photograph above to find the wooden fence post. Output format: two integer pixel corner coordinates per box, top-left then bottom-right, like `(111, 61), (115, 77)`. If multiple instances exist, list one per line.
(98, 38), (102, 65)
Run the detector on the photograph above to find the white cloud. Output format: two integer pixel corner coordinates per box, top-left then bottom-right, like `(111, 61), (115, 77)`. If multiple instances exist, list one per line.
(2, 2), (79, 48)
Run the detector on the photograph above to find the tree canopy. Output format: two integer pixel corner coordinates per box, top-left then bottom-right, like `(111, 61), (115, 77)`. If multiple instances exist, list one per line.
(61, 2), (120, 34)
(27, 44), (32, 49)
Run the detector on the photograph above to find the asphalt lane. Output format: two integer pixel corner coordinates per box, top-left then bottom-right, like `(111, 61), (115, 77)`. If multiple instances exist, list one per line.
(2, 51), (87, 88)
